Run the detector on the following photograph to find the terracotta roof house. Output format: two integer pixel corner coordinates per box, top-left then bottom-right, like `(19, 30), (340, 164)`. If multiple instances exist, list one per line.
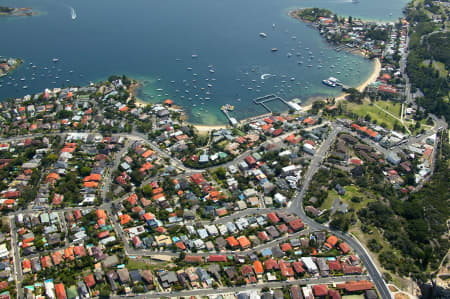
(84, 274), (96, 288)
(185, 255), (203, 263)
(208, 255), (227, 262)
(339, 242), (350, 254)
(55, 283), (66, 299)
(313, 284), (328, 297)
(264, 258), (279, 271)
(267, 212), (280, 223)
(326, 235), (338, 247)
(338, 280), (374, 292)
(52, 251), (64, 265)
(289, 219), (304, 231)
(241, 265), (254, 277)
(237, 236), (251, 249)
(226, 236), (239, 248)
(292, 261), (304, 274)
(328, 289), (341, 299)
(281, 243), (292, 252)
(253, 260), (264, 274)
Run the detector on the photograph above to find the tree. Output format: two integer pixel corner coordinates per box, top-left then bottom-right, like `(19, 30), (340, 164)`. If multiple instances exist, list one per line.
(142, 184), (153, 197)
(368, 238), (382, 252)
(214, 167), (226, 180)
(330, 213), (350, 232)
(80, 166), (92, 177)
(346, 88), (363, 103)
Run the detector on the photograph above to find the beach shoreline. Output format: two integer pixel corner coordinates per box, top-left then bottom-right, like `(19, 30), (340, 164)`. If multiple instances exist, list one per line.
(301, 57), (381, 110)
(130, 56), (380, 130)
(129, 82), (227, 132)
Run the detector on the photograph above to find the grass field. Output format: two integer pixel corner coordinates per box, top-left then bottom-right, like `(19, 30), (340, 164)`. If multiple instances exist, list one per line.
(127, 259), (162, 271)
(433, 60), (448, 78)
(320, 185), (376, 212)
(340, 99), (403, 130)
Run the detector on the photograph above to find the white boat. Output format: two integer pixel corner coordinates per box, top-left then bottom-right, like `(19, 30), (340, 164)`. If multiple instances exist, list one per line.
(70, 7), (76, 20)
(209, 69), (215, 73)
(322, 80), (336, 87)
(191, 54), (198, 58)
(261, 73), (271, 80)
(259, 32), (267, 38)
(271, 48), (278, 52)
(52, 58), (59, 62)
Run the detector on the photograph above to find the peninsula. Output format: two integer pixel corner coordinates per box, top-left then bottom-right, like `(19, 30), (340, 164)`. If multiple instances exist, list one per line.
(0, 57), (22, 77)
(290, 8), (390, 58)
(0, 6), (36, 17)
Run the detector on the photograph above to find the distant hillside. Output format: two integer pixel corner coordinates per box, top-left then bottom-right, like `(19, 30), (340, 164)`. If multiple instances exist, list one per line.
(405, 0), (449, 121)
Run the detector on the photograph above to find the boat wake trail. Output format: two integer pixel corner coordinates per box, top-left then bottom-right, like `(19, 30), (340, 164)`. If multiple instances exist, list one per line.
(69, 6), (76, 20)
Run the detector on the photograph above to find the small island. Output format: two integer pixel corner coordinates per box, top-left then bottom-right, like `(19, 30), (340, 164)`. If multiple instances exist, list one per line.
(290, 8), (392, 58)
(0, 57), (23, 77)
(0, 6), (36, 17)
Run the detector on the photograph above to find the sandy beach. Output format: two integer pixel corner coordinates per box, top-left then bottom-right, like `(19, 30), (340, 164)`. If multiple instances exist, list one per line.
(193, 124), (227, 133)
(302, 57), (381, 110)
(129, 85), (227, 133)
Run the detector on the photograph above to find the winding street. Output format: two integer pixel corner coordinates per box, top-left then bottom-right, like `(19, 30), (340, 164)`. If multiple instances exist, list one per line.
(5, 120), (442, 299)
(288, 126), (393, 299)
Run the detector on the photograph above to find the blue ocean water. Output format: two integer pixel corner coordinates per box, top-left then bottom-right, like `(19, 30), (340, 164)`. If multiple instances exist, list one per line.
(0, 0), (408, 124)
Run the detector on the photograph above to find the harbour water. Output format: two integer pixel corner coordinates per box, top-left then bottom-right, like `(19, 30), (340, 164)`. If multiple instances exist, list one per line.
(0, 0), (408, 124)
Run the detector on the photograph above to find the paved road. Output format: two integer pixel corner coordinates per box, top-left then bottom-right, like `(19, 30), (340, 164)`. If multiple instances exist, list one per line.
(102, 140), (131, 201)
(110, 275), (370, 299)
(4, 121), (445, 299)
(9, 216), (23, 299)
(124, 229), (311, 259)
(288, 126), (393, 299)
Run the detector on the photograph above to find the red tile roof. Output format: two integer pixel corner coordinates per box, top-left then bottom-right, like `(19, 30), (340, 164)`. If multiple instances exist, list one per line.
(327, 235), (338, 247)
(292, 261), (304, 273)
(55, 283), (66, 299)
(281, 243), (292, 252)
(267, 212), (279, 223)
(253, 260), (264, 274)
(288, 219), (304, 231)
(208, 255), (227, 262)
(84, 274), (96, 288)
(264, 258), (279, 270)
(313, 284), (328, 296)
(339, 242), (350, 254)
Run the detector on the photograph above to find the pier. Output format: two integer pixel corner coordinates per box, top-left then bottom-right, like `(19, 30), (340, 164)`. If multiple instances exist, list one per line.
(221, 105), (238, 126)
(253, 94), (290, 113)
